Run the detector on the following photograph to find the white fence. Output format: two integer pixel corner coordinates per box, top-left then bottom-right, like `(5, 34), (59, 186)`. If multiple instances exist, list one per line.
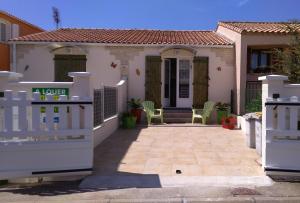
(260, 75), (300, 175)
(0, 72), (94, 180)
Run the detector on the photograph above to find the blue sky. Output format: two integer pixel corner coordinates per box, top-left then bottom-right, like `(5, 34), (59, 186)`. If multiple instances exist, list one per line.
(1, 0), (300, 31)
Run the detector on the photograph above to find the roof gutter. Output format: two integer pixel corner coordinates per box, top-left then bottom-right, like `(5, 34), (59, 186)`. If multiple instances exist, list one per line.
(8, 41), (234, 48)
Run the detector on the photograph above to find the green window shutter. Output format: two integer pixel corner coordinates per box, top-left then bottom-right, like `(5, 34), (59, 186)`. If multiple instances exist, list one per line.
(193, 56), (209, 108)
(145, 56), (162, 108)
(54, 55), (87, 82)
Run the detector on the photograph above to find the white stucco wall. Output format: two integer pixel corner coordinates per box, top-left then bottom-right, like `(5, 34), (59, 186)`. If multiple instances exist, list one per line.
(86, 46), (121, 88)
(16, 44), (54, 81)
(15, 43), (235, 105)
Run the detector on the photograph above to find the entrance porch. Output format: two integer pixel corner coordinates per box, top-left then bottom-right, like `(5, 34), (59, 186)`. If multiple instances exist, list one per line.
(145, 48), (209, 109)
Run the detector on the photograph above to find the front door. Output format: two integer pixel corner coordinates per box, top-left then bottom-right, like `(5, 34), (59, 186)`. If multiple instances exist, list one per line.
(163, 58), (192, 108)
(177, 59), (192, 107)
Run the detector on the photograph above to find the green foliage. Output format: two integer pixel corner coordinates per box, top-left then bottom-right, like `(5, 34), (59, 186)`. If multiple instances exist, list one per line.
(216, 102), (230, 111)
(127, 98), (142, 109)
(245, 94), (262, 113)
(122, 112), (135, 118)
(272, 21), (300, 83)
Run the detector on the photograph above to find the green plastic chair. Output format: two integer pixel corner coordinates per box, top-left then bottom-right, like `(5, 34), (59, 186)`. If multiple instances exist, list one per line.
(192, 101), (215, 124)
(142, 101), (163, 125)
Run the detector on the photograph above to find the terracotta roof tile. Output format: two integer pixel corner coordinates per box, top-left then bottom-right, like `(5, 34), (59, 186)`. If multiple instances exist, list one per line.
(218, 21), (300, 34)
(10, 28), (233, 46)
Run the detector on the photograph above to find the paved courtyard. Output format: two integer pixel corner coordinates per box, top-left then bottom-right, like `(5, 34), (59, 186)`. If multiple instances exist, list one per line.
(93, 124), (264, 176)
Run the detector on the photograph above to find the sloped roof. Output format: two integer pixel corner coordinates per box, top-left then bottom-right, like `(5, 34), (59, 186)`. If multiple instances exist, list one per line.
(10, 28), (233, 46)
(0, 10), (44, 31)
(218, 21), (300, 34)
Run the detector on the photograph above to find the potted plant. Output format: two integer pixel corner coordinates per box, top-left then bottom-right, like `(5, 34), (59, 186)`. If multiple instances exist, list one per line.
(216, 102), (230, 124)
(221, 116), (236, 130)
(122, 112), (137, 129)
(128, 98), (143, 123)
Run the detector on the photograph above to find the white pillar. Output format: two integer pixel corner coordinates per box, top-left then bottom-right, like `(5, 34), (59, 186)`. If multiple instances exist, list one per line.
(68, 72), (91, 99)
(0, 71), (23, 92)
(258, 75), (288, 168)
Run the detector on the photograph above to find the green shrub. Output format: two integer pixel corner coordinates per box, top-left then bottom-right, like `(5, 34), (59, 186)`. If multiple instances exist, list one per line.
(246, 94), (262, 113)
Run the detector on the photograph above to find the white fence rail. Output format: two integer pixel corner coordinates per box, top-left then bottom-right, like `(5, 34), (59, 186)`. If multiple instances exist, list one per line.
(0, 91), (93, 136)
(260, 75), (300, 175)
(0, 71), (94, 180)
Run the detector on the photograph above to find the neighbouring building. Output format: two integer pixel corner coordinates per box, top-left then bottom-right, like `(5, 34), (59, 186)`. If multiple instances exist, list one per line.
(0, 10), (43, 71)
(8, 21), (300, 115)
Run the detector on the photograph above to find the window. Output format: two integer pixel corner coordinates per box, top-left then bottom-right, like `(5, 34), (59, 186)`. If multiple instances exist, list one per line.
(249, 49), (272, 73)
(0, 23), (6, 41)
(54, 55), (86, 82)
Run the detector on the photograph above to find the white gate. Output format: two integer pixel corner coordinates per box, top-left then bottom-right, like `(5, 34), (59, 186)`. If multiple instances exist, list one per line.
(260, 75), (300, 175)
(0, 72), (93, 180)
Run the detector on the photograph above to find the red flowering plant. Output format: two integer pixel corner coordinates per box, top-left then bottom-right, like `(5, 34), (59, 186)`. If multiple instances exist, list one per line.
(221, 116), (237, 130)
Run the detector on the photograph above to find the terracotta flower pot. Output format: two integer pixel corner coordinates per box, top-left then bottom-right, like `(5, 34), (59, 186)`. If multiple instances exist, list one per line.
(131, 108), (142, 123)
(221, 116), (236, 130)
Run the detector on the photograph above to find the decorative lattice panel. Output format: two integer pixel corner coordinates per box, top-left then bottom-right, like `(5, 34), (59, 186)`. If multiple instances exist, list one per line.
(104, 87), (117, 119)
(93, 89), (103, 127)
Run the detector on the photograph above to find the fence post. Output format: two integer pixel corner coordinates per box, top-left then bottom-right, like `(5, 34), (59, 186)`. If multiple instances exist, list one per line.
(258, 75), (288, 168)
(58, 95), (68, 130)
(4, 90), (13, 132)
(17, 91), (28, 131)
(46, 94), (55, 131)
(32, 92), (41, 131)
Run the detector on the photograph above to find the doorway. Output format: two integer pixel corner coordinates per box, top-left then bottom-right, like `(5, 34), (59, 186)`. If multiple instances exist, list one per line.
(164, 58), (177, 107)
(164, 58), (192, 108)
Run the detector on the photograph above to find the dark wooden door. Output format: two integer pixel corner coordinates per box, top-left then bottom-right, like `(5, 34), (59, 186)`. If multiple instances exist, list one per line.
(54, 55), (87, 82)
(193, 57), (209, 108)
(170, 58), (177, 107)
(145, 56), (162, 108)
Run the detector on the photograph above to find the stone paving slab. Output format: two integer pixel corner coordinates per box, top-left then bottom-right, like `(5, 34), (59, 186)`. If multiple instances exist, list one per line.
(93, 124), (263, 177)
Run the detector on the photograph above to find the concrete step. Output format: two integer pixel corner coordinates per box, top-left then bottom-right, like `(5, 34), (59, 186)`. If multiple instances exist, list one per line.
(163, 108), (193, 123)
(164, 117), (192, 123)
(163, 112), (192, 118)
(163, 108), (192, 113)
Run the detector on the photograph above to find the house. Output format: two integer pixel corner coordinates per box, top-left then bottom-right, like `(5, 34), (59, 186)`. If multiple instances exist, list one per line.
(8, 21), (300, 115)
(0, 10), (43, 71)
(217, 22), (300, 114)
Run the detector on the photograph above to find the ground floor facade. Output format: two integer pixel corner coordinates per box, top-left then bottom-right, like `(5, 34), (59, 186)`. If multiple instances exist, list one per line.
(14, 43), (235, 110)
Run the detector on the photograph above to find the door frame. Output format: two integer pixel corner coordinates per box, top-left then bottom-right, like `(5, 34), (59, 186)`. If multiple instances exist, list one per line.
(161, 56), (193, 108)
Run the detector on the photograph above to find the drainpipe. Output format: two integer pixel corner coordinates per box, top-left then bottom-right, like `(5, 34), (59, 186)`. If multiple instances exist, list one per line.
(11, 43), (17, 72)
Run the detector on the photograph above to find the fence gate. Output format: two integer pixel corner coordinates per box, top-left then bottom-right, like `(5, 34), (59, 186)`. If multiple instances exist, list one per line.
(0, 72), (94, 180)
(260, 75), (300, 176)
